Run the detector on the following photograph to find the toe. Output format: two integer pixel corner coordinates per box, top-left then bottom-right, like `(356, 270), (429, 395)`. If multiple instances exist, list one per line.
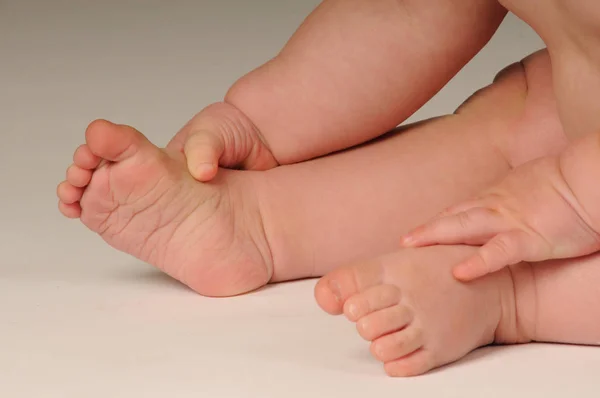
(384, 349), (432, 377)
(314, 257), (385, 315)
(73, 144), (101, 169)
(66, 164), (93, 187)
(58, 201), (82, 218)
(343, 284), (401, 321)
(57, 181), (84, 204)
(85, 119), (153, 162)
(370, 324), (423, 363)
(356, 304), (413, 341)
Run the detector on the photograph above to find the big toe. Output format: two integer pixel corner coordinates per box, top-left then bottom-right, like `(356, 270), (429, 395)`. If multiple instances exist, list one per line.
(314, 256), (385, 315)
(85, 119), (152, 162)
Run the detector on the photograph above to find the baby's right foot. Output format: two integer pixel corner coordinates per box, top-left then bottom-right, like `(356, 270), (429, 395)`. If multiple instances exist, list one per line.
(57, 120), (273, 296)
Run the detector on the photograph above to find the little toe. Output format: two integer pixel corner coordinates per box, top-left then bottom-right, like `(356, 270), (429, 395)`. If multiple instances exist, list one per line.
(356, 304), (413, 341)
(73, 144), (101, 170)
(384, 349), (433, 377)
(314, 258), (386, 315)
(58, 201), (82, 218)
(66, 164), (93, 187)
(370, 324), (423, 363)
(57, 181), (84, 204)
(343, 284), (401, 321)
(85, 119), (153, 162)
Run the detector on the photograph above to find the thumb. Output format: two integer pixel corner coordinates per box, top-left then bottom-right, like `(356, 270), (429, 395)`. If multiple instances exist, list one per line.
(184, 130), (225, 181)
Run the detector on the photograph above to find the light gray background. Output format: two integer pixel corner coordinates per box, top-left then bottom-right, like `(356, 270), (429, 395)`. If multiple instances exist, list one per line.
(1, 1), (599, 397)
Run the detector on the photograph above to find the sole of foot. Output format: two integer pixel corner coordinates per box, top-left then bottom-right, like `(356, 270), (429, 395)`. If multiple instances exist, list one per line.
(57, 119), (273, 297)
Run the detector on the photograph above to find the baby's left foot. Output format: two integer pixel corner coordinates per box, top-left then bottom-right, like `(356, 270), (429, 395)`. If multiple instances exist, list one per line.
(314, 245), (528, 377)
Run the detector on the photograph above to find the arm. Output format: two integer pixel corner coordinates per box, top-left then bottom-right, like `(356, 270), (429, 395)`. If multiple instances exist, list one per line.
(225, 0), (507, 164)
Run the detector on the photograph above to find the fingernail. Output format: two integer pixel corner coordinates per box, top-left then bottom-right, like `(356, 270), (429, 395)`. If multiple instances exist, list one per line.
(329, 280), (343, 303)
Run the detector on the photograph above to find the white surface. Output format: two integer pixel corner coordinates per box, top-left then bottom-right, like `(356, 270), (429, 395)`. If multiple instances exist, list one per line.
(1, 1), (599, 396)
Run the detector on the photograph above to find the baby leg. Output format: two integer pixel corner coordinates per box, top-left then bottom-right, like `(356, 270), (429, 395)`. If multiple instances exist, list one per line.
(261, 49), (567, 281)
(511, 253), (600, 346)
(313, 244), (600, 377)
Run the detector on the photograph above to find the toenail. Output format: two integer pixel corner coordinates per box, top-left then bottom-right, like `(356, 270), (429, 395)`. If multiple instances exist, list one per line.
(372, 342), (384, 359)
(358, 318), (369, 331)
(347, 303), (358, 318)
(329, 280), (343, 302)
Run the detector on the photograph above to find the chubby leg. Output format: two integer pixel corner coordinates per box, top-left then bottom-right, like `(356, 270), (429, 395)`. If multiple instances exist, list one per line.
(260, 48), (567, 281)
(515, 253), (600, 346)
(57, 51), (566, 296)
(314, 244), (600, 377)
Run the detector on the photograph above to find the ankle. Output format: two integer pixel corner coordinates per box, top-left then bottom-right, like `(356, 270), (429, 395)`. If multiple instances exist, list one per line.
(226, 171), (277, 283)
(494, 262), (537, 344)
(251, 170), (302, 283)
(559, 130), (600, 231)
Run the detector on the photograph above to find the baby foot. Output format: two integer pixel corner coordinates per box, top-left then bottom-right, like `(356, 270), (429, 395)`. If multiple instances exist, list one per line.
(57, 120), (273, 296)
(314, 246), (527, 376)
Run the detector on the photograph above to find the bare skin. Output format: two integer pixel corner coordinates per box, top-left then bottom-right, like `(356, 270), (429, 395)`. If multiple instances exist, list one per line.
(499, 0), (600, 139)
(56, 44), (600, 376)
(391, 0), (600, 281)
(311, 17), (600, 373)
(58, 120), (271, 297)
(313, 244), (600, 376)
(399, 131), (600, 281)
(174, 0), (600, 182)
(169, 0), (507, 180)
(58, 49), (563, 294)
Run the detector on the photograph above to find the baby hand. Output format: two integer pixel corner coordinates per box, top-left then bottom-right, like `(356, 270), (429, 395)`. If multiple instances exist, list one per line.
(399, 156), (600, 281)
(166, 102), (278, 181)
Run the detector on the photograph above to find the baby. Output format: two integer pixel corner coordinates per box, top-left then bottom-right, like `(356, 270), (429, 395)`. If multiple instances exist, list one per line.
(57, 0), (600, 377)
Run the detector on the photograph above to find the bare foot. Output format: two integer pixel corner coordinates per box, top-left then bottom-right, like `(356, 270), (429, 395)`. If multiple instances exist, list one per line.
(314, 245), (526, 377)
(310, 49), (586, 377)
(57, 120), (272, 296)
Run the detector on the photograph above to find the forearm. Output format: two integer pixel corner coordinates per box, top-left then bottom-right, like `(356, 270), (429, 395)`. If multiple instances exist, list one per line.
(259, 115), (512, 281)
(225, 0), (507, 164)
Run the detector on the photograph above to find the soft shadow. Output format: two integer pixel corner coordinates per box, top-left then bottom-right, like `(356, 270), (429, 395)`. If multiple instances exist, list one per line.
(114, 263), (193, 293)
(426, 345), (514, 375)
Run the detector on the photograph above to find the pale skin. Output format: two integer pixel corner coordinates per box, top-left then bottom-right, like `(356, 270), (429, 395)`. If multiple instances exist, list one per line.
(174, 0), (600, 181)
(395, 0), (600, 281)
(172, 0), (509, 180)
(56, 0), (600, 378)
(57, 49), (600, 376)
(399, 131), (600, 281)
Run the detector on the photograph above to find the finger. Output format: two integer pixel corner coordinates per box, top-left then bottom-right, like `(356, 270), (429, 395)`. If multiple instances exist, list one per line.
(184, 130), (225, 181)
(452, 229), (531, 281)
(434, 199), (485, 220)
(400, 207), (508, 247)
